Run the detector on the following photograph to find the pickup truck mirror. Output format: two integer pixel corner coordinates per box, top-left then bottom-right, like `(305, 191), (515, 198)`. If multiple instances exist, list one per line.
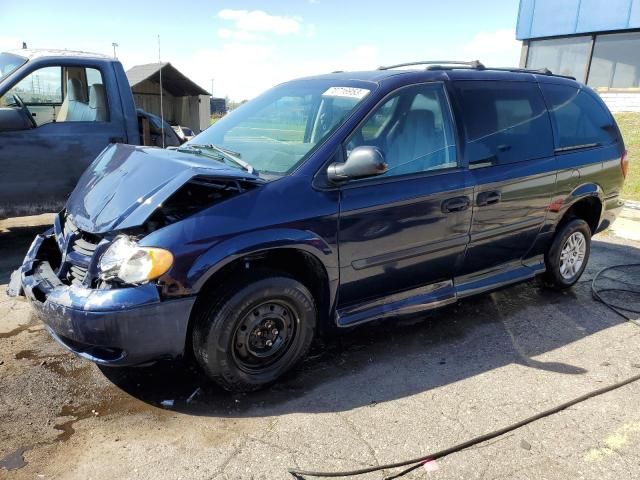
(327, 146), (388, 182)
(0, 107), (32, 132)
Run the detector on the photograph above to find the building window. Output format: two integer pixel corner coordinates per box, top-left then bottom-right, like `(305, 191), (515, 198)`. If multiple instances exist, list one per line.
(587, 32), (640, 89)
(526, 36), (592, 82)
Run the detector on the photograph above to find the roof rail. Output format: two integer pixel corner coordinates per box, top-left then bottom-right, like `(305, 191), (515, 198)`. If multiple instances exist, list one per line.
(376, 61), (577, 80)
(482, 66), (576, 80)
(377, 60), (485, 70)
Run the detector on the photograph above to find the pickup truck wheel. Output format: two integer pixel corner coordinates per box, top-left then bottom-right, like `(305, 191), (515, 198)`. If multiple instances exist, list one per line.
(192, 273), (316, 392)
(544, 218), (591, 290)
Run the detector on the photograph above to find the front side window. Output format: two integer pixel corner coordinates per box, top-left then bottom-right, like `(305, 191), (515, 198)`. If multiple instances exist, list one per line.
(193, 81), (372, 175)
(588, 32), (640, 89)
(453, 81), (554, 165)
(346, 83), (457, 179)
(540, 84), (617, 151)
(0, 66), (108, 126)
(526, 36), (592, 81)
(6, 66), (63, 105)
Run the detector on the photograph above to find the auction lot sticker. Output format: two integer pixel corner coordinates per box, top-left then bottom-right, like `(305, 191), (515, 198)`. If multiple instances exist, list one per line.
(322, 87), (370, 99)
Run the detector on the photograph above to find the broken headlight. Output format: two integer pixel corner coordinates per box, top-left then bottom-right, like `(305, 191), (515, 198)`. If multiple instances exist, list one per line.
(98, 236), (173, 284)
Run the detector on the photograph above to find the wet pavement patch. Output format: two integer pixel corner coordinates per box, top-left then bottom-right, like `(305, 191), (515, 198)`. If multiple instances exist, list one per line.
(0, 447), (28, 471)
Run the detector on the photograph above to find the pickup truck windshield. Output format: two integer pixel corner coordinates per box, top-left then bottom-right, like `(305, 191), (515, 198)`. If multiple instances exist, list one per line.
(191, 81), (372, 175)
(0, 53), (27, 81)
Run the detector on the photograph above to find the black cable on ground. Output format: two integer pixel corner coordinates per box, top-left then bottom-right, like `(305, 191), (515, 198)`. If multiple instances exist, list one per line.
(591, 263), (640, 325)
(290, 264), (640, 479)
(289, 372), (640, 479)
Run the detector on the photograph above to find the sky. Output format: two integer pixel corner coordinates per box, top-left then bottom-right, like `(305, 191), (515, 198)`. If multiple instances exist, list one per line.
(1, 0), (523, 101)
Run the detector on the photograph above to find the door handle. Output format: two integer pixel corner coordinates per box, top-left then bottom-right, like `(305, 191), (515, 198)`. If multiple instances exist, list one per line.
(441, 196), (470, 213)
(476, 191), (501, 206)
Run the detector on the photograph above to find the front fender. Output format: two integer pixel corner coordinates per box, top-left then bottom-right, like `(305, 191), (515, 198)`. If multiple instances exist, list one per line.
(188, 227), (338, 295)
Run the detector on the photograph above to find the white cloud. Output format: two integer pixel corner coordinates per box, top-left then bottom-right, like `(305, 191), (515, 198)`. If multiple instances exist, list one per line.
(0, 37), (22, 52)
(172, 43), (380, 102)
(218, 28), (259, 42)
(461, 29), (521, 67)
(217, 9), (302, 39)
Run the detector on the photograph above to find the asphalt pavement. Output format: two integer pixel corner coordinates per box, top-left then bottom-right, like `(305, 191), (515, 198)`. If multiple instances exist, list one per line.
(1, 212), (639, 480)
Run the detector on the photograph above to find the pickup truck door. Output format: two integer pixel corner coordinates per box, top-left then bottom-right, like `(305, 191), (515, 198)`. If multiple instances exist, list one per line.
(0, 62), (127, 217)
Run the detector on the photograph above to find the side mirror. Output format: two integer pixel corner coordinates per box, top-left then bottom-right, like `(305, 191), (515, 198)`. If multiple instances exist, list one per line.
(327, 146), (387, 182)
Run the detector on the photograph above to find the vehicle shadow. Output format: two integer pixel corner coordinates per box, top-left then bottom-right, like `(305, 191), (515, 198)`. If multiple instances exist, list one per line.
(99, 237), (640, 418)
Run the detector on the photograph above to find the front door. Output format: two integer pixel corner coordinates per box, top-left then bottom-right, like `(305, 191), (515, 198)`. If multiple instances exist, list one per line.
(0, 64), (125, 216)
(336, 82), (472, 309)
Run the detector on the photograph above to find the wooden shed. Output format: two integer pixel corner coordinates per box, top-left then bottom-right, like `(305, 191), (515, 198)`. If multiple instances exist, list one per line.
(126, 62), (210, 133)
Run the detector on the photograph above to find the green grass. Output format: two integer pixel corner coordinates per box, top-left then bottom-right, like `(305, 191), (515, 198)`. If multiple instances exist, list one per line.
(614, 112), (640, 201)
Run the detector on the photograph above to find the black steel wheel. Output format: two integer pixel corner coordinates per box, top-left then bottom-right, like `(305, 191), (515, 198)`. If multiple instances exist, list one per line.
(192, 272), (316, 392)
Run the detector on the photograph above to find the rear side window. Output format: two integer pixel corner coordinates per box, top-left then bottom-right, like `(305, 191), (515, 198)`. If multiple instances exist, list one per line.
(453, 81), (554, 165)
(539, 84), (617, 152)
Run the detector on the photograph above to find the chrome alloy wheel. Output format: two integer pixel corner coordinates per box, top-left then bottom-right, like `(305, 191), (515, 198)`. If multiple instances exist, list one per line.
(559, 231), (587, 280)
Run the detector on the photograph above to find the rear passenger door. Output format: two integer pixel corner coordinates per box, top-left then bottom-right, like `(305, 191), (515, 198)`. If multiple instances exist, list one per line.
(337, 83), (473, 309)
(0, 62), (125, 216)
(451, 80), (557, 278)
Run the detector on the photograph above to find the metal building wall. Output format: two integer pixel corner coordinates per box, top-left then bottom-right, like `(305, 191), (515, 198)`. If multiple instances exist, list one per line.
(517, 0), (640, 39)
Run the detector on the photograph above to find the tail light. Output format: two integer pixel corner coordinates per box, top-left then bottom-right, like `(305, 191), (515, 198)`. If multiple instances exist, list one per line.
(621, 150), (629, 178)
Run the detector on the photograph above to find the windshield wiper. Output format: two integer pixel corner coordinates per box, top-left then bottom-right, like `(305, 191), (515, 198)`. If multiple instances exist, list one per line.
(187, 144), (256, 174)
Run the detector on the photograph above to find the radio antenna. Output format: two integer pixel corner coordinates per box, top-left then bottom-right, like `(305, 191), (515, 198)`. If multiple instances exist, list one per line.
(158, 34), (165, 148)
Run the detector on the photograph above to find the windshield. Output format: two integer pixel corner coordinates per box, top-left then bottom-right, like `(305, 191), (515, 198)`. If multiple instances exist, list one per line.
(0, 53), (27, 81)
(190, 80), (372, 175)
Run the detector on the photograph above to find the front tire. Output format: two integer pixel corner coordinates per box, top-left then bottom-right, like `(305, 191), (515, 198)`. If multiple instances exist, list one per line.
(544, 218), (591, 290)
(192, 273), (316, 392)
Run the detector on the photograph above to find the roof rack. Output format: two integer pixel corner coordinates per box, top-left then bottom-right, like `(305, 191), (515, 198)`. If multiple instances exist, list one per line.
(376, 61), (576, 80)
(378, 60), (485, 70)
(484, 67), (576, 80)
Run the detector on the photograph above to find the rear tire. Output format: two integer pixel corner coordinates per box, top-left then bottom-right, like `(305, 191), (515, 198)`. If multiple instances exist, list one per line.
(192, 272), (316, 392)
(544, 218), (591, 290)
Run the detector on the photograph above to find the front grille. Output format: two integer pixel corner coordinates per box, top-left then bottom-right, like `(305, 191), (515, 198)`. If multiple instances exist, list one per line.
(59, 216), (102, 286)
(67, 264), (89, 286)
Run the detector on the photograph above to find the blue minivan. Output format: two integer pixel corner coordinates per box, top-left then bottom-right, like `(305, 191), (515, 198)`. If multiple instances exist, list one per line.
(9, 61), (627, 391)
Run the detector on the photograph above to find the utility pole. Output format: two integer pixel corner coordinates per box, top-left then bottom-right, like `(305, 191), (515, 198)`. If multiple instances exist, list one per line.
(112, 42), (119, 58)
(211, 78), (214, 97)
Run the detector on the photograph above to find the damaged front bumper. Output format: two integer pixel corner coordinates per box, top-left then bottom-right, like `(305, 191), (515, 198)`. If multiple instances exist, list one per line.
(8, 231), (196, 366)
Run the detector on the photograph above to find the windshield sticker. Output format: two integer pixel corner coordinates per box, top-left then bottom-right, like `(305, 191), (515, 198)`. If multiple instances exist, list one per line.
(322, 87), (370, 100)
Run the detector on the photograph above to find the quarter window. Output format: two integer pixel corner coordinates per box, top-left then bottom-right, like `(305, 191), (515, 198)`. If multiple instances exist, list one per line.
(540, 84), (616, 151)
(346, 83), (457, 179)
(453, 81), (554, 165)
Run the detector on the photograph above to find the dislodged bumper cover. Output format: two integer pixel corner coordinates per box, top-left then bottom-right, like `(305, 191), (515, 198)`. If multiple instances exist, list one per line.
(13, 232), (196, 365)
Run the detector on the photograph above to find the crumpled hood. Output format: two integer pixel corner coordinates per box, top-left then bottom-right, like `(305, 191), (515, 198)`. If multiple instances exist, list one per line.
(66, 143), (262, 234)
